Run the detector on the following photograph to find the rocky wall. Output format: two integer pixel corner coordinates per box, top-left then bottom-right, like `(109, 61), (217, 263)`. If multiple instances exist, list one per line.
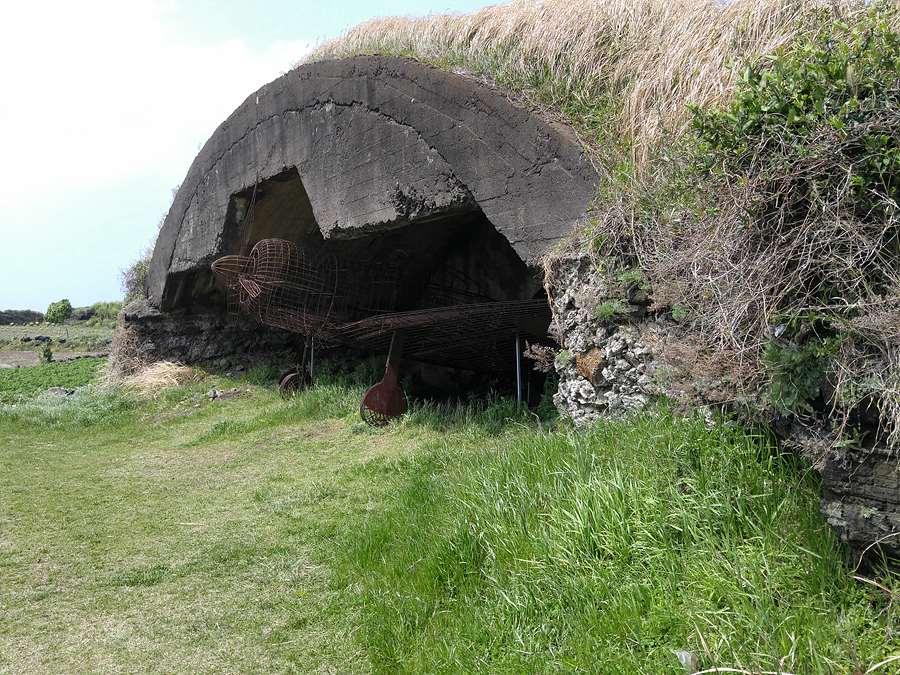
(115, 300), (296, 372)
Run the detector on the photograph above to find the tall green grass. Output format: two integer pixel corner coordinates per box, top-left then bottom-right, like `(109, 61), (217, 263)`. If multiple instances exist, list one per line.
(336, 411), (899, 673)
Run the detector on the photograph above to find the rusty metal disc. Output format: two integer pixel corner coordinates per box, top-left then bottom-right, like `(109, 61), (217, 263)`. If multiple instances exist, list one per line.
(278, 370), (309, 399)
(360, 380), (407, 427)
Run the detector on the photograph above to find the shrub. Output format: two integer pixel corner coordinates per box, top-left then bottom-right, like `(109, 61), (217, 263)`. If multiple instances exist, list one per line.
(604, 4), (900, 446)
(121, 252), (151, 304)
(684, 4), (900, 325)
(693, 6), (900, 223)
(83, 302), (122, 328)
(616, 268), (650, 291)
(593, 300), (626, 322)
(764, 334), (841, 414)
(45, 299), (73, 324)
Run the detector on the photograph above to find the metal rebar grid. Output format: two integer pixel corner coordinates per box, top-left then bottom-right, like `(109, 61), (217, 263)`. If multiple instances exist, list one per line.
(212, 238), (552, 373)
(338, 300), (551, 373)
(211, 238), (402, 341)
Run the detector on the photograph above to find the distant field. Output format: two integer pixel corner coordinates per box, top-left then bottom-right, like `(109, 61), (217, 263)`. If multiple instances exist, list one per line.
(0, 323), (113, 352)
(0, 358), (105, 403)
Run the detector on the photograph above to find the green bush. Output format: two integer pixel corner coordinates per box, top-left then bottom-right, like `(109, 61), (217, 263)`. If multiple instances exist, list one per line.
(45, 299), (73, 324)
(692, 4), (899, 222)
(88, 302), (122, 324)
(671, 304), (689, 322)
(616, 268), (650, 291)
(121, 254), (150, 304)
(650, 4), (900, 438)
(764, 334), (841, 414)
(593, 299), (626, 322)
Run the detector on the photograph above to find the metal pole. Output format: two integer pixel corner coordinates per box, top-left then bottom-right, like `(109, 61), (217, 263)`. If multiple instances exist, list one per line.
(310, 337), (315, 380)
(515, 333), (523, 406)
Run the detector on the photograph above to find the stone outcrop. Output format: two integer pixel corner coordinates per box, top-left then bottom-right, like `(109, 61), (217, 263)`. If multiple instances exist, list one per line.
(117, 300), (295, 369)
(821, 446), (900, 558)
(546, 253), (656, 426)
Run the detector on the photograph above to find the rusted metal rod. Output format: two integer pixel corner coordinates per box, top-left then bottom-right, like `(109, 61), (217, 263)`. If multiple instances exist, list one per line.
(515, 333), (523, 406)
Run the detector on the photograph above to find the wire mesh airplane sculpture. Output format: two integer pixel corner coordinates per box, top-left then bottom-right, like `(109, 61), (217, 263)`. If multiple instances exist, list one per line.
(211, 238), (550, 426)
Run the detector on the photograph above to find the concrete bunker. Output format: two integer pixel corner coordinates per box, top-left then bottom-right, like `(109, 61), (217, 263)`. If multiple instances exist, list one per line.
(125, 56), (600, 413)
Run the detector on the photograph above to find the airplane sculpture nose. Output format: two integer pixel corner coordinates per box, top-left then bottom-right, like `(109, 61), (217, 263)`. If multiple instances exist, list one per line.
(211, 254), (248, 279)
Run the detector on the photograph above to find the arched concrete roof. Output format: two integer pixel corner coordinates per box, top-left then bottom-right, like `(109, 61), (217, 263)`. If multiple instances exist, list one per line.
(148, 56), (599, 311)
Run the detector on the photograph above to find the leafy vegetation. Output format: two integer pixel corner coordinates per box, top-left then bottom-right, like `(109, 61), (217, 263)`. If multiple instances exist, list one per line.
(73, 301), (123, 327)
(44, 298), (73, 324)
(0, 357), (103, 403)
(593, 299), (627, 322)
(693, 6), (900, 222)
(121, 251), (151, 304)
(671, 304), (689, 322)
(764, 319), (843, 414)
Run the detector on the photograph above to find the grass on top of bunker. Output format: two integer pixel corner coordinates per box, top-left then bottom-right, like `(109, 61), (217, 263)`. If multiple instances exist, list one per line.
(0, 368), (897, 674)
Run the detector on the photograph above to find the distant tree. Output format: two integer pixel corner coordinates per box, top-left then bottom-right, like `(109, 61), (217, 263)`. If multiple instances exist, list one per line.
(121, 252), (151, 304)
(45, 299), (73, 324)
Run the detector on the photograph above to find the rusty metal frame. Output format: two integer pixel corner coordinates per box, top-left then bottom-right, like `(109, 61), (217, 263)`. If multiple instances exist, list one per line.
(212, 238), (551, 424)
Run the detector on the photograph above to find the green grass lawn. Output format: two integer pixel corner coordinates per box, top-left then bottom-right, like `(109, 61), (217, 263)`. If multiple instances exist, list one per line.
(0, 358), (104, 403)
(0, 370), (897, 673)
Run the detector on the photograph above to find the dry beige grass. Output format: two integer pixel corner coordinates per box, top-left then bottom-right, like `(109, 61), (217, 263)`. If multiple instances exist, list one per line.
(120, 361), (199, 397)
(307, 0), (885, 164)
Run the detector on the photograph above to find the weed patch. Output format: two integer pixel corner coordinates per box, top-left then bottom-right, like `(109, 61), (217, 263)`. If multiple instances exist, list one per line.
(0, 358), (104, 403)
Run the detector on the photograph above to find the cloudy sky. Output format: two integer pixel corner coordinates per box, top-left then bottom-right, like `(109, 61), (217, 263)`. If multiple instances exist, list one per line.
(0, 0), (491, 311)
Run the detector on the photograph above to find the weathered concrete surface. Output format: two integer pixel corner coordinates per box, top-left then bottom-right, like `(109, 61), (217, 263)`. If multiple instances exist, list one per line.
(148, 56), (598, 311)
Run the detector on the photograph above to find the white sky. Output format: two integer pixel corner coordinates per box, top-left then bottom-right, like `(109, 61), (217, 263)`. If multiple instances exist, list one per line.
(0, 1), (310, 206)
